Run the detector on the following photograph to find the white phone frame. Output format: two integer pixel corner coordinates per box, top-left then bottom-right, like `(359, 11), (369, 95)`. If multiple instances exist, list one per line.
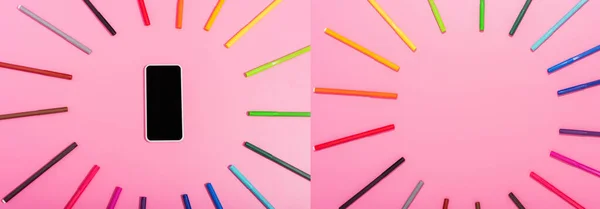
(144, 64), (184, 143)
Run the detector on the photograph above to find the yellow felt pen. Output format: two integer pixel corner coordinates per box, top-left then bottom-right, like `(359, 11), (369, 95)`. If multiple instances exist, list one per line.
(368, 0), (417, 52)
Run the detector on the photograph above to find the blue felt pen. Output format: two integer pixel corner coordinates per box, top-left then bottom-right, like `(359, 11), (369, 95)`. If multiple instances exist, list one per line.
(558, 79), (600, 95)
(548, 45), (600, 73)
(182, 194), (192, 209)
(228, 165), (274, 209)
(531, 0), (588, 51)
(206, 183), (223, 209)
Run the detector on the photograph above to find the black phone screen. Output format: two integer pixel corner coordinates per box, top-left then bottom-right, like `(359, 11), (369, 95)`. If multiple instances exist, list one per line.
(145, 65), (183, 141)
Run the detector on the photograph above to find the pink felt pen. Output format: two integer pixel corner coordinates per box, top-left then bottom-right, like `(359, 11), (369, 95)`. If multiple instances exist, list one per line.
(106, 187), (122, 209)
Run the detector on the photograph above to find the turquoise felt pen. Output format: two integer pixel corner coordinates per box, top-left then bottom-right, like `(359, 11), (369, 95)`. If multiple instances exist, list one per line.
(229, 165), (274, 209)
(531, 0), (588, 51)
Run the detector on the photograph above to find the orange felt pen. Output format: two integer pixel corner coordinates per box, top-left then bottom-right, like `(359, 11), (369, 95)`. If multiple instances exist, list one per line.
(324, 28), (400, 71)
(205, 0), (225, 31)
(176, 0), (184, 29)
(313, 88), (398, 99)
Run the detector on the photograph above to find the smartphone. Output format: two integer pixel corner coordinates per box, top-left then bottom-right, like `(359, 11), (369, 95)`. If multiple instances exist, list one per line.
(144, 64), (184, 142)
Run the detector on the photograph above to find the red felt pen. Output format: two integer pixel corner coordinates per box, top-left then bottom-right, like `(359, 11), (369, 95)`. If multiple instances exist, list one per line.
(64, 165), (100, 209)
(138, 0), (150, 26)
(313, 124), (395, 151)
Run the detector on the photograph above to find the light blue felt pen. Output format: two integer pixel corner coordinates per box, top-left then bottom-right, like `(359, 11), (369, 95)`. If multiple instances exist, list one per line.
(558, 79), (600, 95)
(548, 45), (600, 73)
(531, 0), (588, 51)
(228, 165), (274, 209)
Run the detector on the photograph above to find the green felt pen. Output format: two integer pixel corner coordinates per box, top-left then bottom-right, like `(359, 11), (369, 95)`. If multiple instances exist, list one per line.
(247, 111), (310, 117)
(509, 0), (532, 36)
(428, 0), (446, 33)
(244, 45), (311, 77)
(244, 142), (311, 180)
(480, 0), (485, 31)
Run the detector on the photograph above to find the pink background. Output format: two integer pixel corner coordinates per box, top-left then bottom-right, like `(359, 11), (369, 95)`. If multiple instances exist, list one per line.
(0, 0), (309, 208)
(311, 0), (600, 209)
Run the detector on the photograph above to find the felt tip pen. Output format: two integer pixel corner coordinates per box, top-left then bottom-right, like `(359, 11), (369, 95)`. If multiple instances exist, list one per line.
(182, 194), (192, 209)
(559, 128), (600, 137)
(206, 183), (223, 209)
(548, 45), (600, 73)
(557, 79), (600, 95)
(64, 165), (100, 209)
(140, 196), (147, 209)
(106, 187), (122, 209)
(531, 0), (588, 51)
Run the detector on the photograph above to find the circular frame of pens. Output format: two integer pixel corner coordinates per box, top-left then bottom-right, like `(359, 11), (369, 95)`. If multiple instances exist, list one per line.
(311, 0), (598, 209)
(0, 0), (309, 209)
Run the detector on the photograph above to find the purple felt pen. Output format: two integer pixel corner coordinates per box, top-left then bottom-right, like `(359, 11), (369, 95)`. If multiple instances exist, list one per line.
(559, 129), (600, 137)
